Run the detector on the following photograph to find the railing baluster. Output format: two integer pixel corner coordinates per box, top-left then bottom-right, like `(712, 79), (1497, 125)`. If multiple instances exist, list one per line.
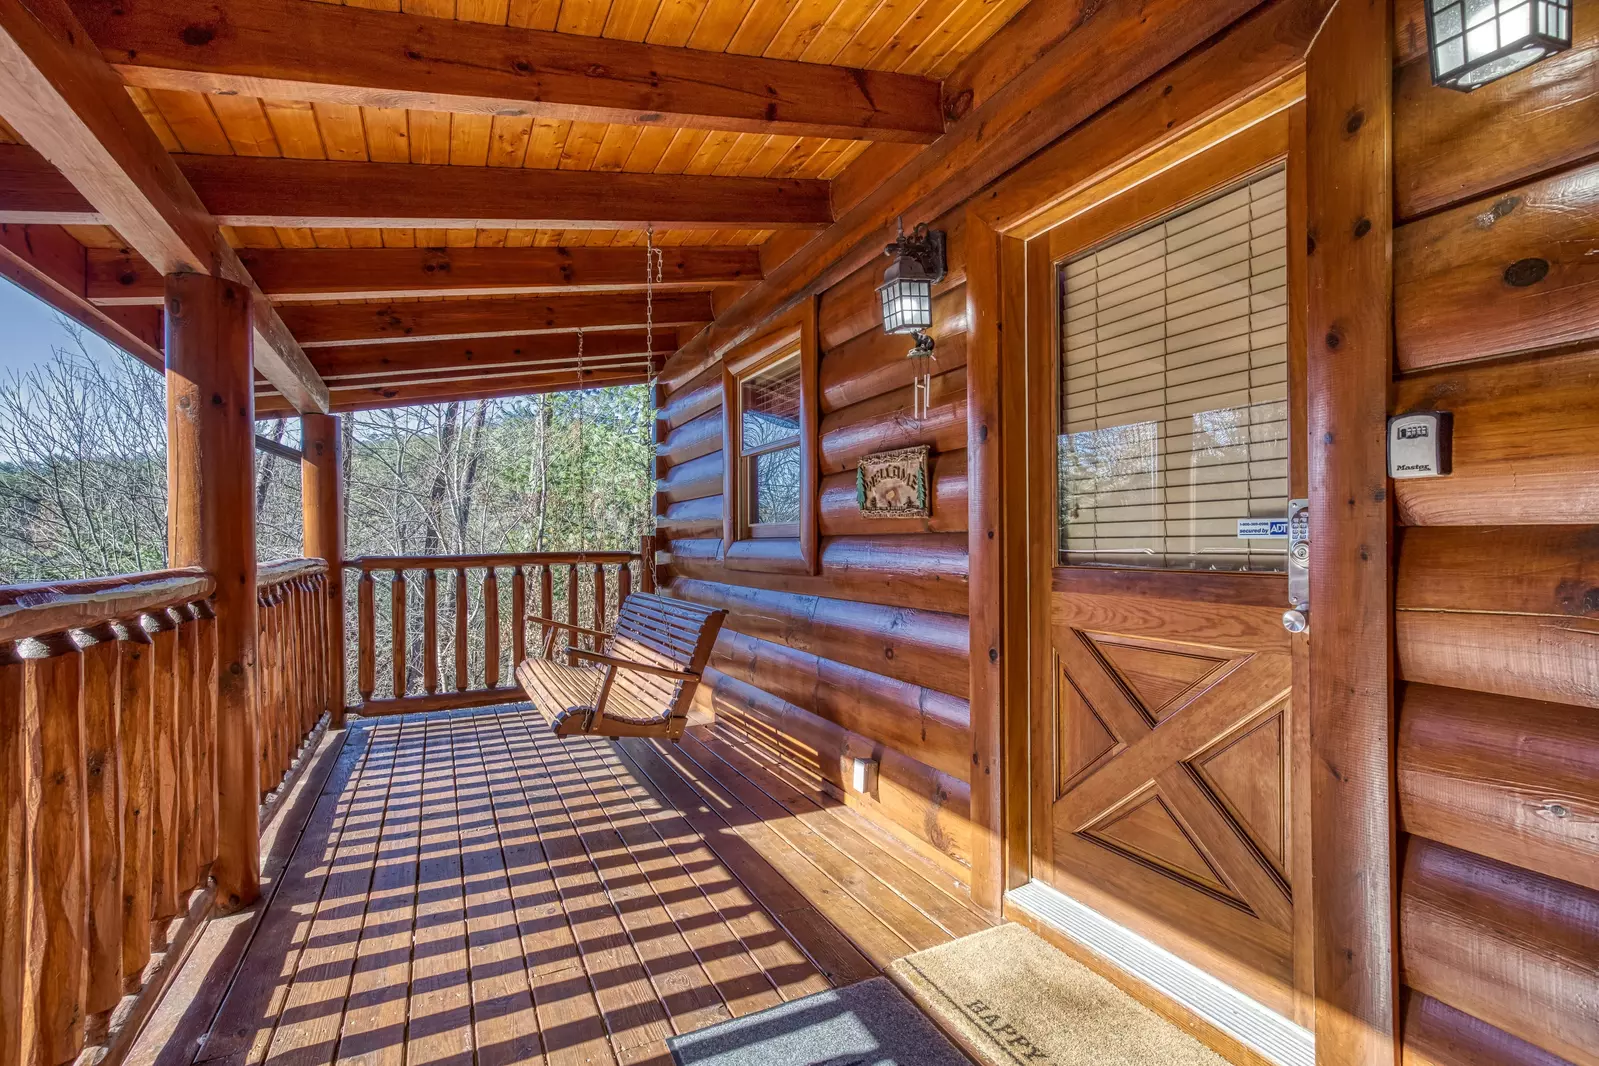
(357, 570), (375, 704)
(148, 611), (179, 921)
(0, 567), (225, 1048)
(454, 569), (469, 692)
(483, 569), (500, 690)
(340, 550), (645, 711)
(257, 589), (277, 798)
(565, 564), (579, 667)
(293, 580), (309, 737)
(302, 579), (315, 733)
(0, 640), (32, 1062)
(33, 631), (88, 1066)
(592, 563), (606, 651)
(424, 569), (439, 696)
(511, 567), (526, 667)
(175, 605), (199, 894)
(116, 618), (154, 990)
(391, 571), (407, 699)
(80, 622), (123, 1017)
(194, 600), (217, 875)
(539, 566), (553, 660)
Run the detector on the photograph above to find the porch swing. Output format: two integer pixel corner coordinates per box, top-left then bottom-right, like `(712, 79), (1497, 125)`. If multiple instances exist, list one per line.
(516, 227), (726, 741)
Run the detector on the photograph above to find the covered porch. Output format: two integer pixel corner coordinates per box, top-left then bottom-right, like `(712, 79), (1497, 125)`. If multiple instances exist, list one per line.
(2, 0), (1598, 1064)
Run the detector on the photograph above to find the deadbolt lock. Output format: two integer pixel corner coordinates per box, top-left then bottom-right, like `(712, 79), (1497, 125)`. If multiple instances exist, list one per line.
(1285, 498), (1310, 632)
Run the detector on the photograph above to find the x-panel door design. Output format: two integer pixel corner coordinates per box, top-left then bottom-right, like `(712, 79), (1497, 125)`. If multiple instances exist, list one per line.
(1025, 108), (1312, 1020)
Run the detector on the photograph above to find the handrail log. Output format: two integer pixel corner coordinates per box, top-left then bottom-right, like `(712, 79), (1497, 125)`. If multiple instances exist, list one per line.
(258, 558), (329, 588)
(348, 551), (637, 570)
(0, 568), (216, 643)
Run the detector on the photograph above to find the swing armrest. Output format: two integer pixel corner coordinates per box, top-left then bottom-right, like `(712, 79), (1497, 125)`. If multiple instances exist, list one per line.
(527, 615), (610, 641)
(569, 649), (698, 681)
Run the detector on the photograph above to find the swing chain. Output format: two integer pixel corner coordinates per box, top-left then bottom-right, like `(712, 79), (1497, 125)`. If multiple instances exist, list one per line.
(643, 225), (665, 594)
(575, 327), (589, 555)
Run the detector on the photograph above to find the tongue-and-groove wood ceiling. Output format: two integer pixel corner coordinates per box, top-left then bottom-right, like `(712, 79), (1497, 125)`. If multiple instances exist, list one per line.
(0, 0), (1030, 412)
(12, 0), (1024, 251)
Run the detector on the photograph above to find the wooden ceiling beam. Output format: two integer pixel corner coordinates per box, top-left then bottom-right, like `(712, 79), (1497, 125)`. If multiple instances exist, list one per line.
(181, 155), (834, 230)
(87, 244), (765, 305)
(0, 0), (328, 412)
(0, 144), (833, 230)
(280, 291), (714, 347)
(308, 330), (674, 382)
(256, 367), (649, 417)
(0, 220), (165, 369)
(71, 0), (946, 143)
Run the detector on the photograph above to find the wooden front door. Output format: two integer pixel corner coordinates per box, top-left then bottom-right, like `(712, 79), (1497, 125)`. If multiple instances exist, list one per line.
(1026, 110), (1311, 1018)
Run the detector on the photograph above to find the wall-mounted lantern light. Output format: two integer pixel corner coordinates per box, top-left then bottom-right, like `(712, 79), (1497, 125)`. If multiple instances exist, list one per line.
(878, 219), (946, 351)
(878, 218), (946, 419)
(1426, 0), (1572, 91)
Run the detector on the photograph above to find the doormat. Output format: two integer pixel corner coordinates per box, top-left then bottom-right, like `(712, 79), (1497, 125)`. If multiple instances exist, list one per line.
(888, 923), (1229, 1066)
(667, 976), (971, 1066)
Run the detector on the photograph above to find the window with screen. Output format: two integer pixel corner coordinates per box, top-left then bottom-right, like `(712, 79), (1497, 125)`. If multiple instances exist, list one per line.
(1057, 165), (1289, 571)
(739, 353), (802, 535)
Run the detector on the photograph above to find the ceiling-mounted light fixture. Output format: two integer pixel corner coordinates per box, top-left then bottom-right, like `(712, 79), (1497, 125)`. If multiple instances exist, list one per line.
(1426, 0), (1572, 91)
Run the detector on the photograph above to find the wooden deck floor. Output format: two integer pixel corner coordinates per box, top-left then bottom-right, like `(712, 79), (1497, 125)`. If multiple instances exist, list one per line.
(137, 705), (990, 1066)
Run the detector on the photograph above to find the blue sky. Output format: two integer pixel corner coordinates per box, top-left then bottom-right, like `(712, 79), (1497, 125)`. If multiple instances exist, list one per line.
(0, 276), (132, 376)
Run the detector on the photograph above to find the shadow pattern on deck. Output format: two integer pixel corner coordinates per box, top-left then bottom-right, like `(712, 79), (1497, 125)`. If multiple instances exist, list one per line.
(141, 705), (989, 1066)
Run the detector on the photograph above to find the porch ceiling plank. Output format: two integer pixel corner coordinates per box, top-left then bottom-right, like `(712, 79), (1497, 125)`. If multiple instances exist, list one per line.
(306, 330), (674, 381)
(0, 0), (328, 412)
(0, 220), (165, 369)
(85, 245), (767, 306)
(278, 292), (715, 347)
(69, 0), (946, 143)
(256, 367), (649, 416)
(0, 144), (833, 230)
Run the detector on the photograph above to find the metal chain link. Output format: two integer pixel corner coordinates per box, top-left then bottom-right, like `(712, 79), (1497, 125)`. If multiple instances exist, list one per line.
(642, 225), (664, 592)
(575, 327), (588, 553)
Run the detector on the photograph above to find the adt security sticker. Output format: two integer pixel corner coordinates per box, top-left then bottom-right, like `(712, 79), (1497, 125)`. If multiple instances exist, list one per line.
(1237, 518), (1289, 538)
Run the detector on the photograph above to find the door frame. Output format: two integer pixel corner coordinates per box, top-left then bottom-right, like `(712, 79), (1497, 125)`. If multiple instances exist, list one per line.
(965, 73), (1317, 1009)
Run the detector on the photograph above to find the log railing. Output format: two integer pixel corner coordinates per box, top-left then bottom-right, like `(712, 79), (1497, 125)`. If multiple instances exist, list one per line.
(0, 568), (218, 1066)
(255, 560), (332, 802)
(350, 540), (655, 716)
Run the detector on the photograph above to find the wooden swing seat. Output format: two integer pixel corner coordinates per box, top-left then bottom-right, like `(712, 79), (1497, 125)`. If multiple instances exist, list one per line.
(515, 592), (726, 740)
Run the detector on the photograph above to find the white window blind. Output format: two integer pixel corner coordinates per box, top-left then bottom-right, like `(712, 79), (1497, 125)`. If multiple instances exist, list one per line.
(1058, 166), (1289, 571)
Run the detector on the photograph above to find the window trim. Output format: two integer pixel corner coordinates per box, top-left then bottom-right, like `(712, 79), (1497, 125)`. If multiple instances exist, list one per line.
(720, 300), (819, 575)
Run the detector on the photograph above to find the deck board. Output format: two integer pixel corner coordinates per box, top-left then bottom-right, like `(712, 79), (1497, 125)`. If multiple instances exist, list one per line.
(142, 705), (990, 1066)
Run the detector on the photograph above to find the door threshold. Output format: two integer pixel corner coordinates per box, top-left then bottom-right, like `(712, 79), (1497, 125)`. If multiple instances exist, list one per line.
(1005, 880), (1314, 1066)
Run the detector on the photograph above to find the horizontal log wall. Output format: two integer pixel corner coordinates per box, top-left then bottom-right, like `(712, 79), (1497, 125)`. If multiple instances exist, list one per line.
(656, 210), (975, 877)
(1391, 8), (1599, 1061)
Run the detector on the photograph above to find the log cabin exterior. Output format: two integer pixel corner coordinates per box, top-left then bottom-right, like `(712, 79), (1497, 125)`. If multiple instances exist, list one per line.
(0, 1), (1596, 1065)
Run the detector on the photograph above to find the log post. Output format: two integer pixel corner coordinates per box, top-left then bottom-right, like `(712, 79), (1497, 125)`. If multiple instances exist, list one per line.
(1305, 1), (1399, 1063)
(165, 272), (261, 911)
(300, 413), (346, 725)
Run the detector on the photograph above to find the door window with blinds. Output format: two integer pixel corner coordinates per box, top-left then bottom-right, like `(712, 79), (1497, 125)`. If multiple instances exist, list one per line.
(1057, 165), (1289, 571)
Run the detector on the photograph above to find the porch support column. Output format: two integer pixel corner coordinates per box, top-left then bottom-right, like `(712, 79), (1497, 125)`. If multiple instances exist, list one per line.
(166, 272), (261, 911)
(1305, 0), (1398, 1063)
(300, 413), (346, 727)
